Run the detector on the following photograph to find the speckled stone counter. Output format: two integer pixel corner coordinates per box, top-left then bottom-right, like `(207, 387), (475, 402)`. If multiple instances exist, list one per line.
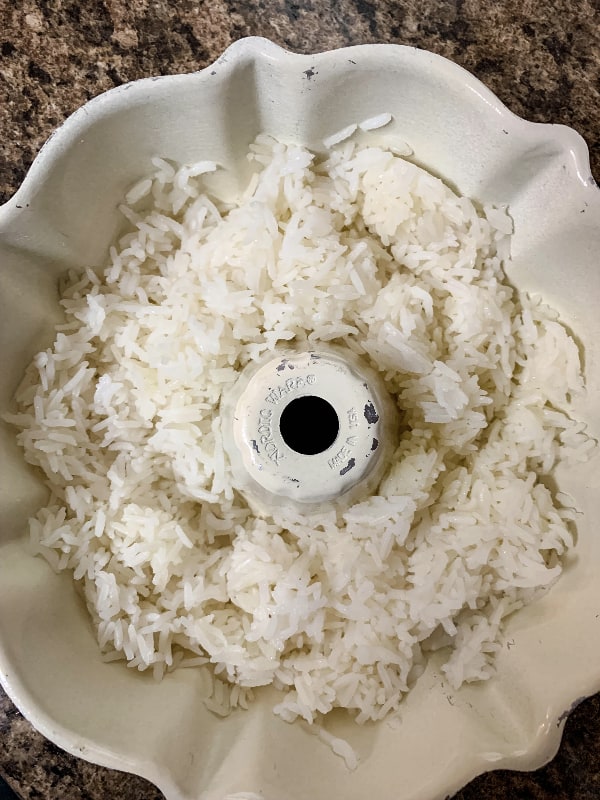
(1, 1), (599, 798)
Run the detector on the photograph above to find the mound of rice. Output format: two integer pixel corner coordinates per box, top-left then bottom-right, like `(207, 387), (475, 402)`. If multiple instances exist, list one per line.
(7, 132), (591, 731)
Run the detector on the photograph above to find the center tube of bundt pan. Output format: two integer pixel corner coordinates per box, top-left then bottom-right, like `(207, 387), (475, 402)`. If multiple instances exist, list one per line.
(221, 347), (398, 515)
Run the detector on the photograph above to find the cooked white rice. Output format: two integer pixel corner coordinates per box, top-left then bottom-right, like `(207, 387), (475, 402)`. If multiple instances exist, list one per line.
(6, 132), (591, 734)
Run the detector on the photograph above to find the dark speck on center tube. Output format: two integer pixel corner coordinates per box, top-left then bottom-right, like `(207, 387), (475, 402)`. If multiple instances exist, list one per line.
(364, 401), (379, 424)
(340, 458), (356, 476)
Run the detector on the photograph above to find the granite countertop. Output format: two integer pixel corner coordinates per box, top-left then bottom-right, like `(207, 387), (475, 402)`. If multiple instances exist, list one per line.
(1, 1), (599, 798)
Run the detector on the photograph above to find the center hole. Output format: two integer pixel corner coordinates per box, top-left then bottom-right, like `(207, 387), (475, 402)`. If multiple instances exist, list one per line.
(279, 395), (339, 456)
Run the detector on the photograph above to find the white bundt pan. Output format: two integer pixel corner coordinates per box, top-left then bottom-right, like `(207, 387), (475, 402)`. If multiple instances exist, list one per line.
(1, 37), (599, 800)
